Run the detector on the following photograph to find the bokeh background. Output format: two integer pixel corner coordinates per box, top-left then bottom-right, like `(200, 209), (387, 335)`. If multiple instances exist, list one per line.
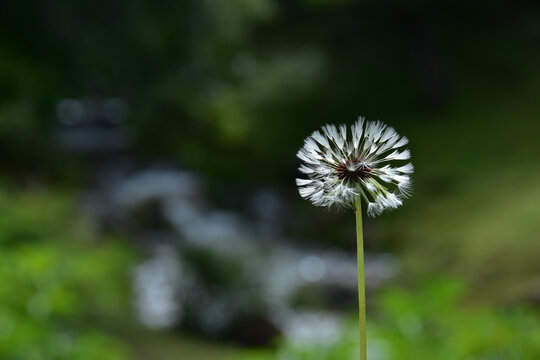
(1, 1), (540, 359)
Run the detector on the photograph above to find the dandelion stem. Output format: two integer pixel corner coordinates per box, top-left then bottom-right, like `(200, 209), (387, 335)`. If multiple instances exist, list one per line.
(355, 196), (367, 360)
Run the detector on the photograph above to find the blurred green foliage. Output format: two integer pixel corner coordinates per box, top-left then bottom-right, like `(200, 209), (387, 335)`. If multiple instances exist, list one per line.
(0, 189), (134, 360)
(1, 0), (540, 357)
(241, 278), (540, 360)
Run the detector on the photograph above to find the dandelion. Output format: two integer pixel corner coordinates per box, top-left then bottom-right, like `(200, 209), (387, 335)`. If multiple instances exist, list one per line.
(296, 116), (413, 216)
(295, 116), (413, 360)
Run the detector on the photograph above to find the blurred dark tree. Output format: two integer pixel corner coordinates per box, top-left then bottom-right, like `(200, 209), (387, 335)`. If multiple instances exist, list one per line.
(1, 0), (540, 182)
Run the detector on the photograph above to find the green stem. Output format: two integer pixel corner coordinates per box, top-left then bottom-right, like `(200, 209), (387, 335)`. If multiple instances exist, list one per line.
(355, 196), (367, 360)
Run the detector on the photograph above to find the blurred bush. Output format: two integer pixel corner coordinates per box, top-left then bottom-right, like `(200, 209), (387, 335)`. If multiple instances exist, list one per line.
(0, 189), (134, 360)
(241, 278), (540, 360)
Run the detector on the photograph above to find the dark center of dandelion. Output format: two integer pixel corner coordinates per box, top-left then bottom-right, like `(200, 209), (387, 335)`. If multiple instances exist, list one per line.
(336, 159), (372, 181)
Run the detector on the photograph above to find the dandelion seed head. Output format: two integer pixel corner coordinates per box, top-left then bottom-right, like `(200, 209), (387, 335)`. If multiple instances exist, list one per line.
(296, 116), (413, 216)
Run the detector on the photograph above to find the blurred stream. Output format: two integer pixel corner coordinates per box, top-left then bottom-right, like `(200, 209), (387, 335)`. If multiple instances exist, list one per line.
(56, 104), (400, 346)
(83, 164), (400, 346)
